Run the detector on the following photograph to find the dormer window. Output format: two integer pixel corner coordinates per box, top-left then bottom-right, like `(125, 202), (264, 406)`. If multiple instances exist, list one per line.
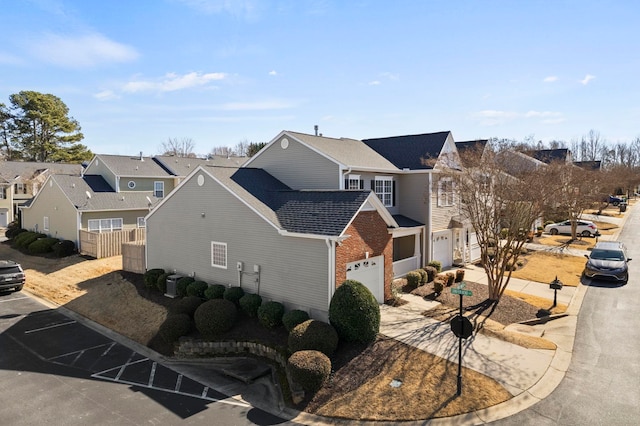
(374, 176), (394, 207)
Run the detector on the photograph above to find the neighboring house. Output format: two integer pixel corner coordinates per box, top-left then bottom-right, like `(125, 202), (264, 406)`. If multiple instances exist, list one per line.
(524, 148), (572, 165)
(145, 165), (398, 321)
(19, 153), (248, 254)
(0, 161), (83, 227)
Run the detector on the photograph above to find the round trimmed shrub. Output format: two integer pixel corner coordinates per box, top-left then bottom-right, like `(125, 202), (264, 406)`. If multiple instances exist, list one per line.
(427, 260), (442, 272)
(144, 268), (165, 289)
(329, 279), (380, 343)
(170, 296), (204, 317)
(158, 313), (193, 343)
(194, 299), (238, 336)
(288, 320), (339, 356)
(187, 280), (208, 298)
(28, 237), (59, 254)
(223, 286), (245, 306)
(404, 271), (421, 289)
(433, 279), (445, 296)
(282, 309), (310, 332)
(423, 265), (437, 283)
(15, 232), (47, 249)
(204, 284), (226, 300)
(5, 225), (27, 240)
(52, 240), (76, 257)
(176, 276), (194, 297)
(417, 269), (428, 285)
(155, 272), (171, 293)
(239, 293), (262, 317)
(287, 350), (331, 394)
(257, 301), (285, 328)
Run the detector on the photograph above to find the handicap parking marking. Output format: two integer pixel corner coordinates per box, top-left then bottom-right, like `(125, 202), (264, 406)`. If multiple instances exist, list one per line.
(24, 319), (76, 334)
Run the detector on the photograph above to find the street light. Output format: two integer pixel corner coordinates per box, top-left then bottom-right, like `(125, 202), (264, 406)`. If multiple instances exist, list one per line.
(550, 276), (563, 308)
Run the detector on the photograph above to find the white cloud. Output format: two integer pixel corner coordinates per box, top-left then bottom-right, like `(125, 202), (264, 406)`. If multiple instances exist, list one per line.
(94, 90), (120, 101)
(122, 72), (226, 93)
(27, 32), (138, 68)
(269, 70), (277, 76)
(580, 74), (596, 85)
(368, 80), (381, 86)
(543, 76), (558, 83)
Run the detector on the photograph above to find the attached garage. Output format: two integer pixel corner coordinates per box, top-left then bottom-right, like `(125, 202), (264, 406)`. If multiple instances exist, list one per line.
(432, 229), (453, 268)
(346, 255), (384, 303)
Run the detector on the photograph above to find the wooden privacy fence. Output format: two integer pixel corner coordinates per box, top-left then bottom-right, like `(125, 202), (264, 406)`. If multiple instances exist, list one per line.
(79, 228), (146, 259)
(122, 242), (146, 274)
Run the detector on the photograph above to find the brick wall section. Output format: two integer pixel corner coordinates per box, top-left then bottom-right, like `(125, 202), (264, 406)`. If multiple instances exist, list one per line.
(335, 211), (393, 301)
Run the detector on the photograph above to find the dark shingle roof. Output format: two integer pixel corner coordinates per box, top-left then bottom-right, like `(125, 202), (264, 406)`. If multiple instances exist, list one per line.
(392, 214), (424, 227)
(455, 140), (488, 168)
(205, 166), (374, 236)
(362, 131), (451, 170)
(573, 160), (601, 171)
(524, 149), (569, 164)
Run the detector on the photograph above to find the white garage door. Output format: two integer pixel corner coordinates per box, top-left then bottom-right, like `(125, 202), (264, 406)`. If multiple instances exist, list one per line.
(346, 255), (384, 303)
(432, 230), (452, 268)
(0, 209), (8, 228)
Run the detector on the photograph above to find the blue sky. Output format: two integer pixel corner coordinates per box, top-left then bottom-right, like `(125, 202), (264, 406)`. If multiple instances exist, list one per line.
(1, 0), (638, 156)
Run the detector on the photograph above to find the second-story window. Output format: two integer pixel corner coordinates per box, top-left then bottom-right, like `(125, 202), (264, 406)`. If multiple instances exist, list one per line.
(0, 187), (6, 199)
(14, 183), (27, 195)
(374, 176), (393, 207)
(346, 174), (363, 190)
(438, 178), (455, 207)
(154, 181), (164, 198)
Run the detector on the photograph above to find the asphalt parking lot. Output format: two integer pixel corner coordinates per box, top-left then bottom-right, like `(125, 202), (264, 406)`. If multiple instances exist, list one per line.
(0, 291), (239, 405)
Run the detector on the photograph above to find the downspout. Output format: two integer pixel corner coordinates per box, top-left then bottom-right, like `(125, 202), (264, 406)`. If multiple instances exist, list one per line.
(325, 238), (336, 308)
(426, 172), (433, 265)
(341, 167), (352, 189)
(77, 211), (82, 251)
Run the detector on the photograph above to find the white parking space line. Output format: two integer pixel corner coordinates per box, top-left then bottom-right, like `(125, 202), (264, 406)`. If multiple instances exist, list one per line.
(0, 296), (30, 303)
(48, 343), (113, 364)
(148, 362), (157, 387)
(24, 320), (76, 334)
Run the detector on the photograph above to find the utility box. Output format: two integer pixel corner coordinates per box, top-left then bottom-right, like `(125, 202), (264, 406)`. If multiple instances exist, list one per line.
(165, 274), (183, 298)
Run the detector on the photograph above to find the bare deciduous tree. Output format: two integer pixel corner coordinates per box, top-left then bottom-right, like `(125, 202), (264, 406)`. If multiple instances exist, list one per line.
(160, 137), (196, 157)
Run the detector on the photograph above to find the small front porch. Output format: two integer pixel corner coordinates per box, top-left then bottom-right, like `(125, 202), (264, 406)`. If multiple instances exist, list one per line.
(391, 224), (424, 278)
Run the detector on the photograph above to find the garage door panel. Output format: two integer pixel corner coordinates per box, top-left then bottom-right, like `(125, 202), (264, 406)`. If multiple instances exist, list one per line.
(346, 255), (384, 303)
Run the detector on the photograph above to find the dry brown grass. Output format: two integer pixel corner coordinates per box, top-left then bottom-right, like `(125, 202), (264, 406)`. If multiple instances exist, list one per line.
(510, 251), (585, 286)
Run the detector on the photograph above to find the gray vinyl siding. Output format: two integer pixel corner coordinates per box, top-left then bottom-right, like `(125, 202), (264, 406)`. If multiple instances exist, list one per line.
(81, 210), (148, 230)
(146, 172), (331, 316)
(21, 182), (79, 243)
(118, 177), (175, 194)
(85, 157), (117, 190)
(397, 173), (430, 223)
(248, 136), (340, 189)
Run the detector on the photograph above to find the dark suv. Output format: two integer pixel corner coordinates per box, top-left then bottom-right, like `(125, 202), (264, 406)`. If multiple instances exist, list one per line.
(0, 260), (25, 292)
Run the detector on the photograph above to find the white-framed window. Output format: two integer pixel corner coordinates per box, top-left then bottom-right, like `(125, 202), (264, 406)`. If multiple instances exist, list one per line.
(127, 180), (136, 189)
(43, 216), (49, 232)
(14, 183), (27, 195)
(347, 174), (361, 190)
(0, 186), (6, 199)
(137, 217), (146, 228)
(374, 176), (393, 207)
(88, 218), (123, 232)
(154, 181), (164, 198)
(438, 178), (455, 207)
(211, 241), (227, 269)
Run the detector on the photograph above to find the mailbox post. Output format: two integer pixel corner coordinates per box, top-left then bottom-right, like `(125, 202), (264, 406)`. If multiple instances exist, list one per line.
(550, 276), (563, 307)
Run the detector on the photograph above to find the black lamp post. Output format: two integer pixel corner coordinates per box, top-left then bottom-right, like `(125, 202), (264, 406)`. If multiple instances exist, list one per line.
(550, 276), (563, 307)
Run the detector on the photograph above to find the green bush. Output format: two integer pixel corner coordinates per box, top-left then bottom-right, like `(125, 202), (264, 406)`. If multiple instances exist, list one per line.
(239, 293), (262, 317)
(417, 269), (428, 285)
(144, 268), (165, 289)
(158, 314), (193, 344)
(282, 309), (310, 332)
(223, 286), (245, 306)
(5, 223), (26, 239)
(329, 280), (380, 343)
(288, 320), (339, 356)
(257, 301), (285, 328)
(28, 237), (59, 254)
(194, 299), (238, 336)
(187, 280), (209, 298)
(15, 232), (47, 250)
(427, 260), (442, 272)
(404, 271), (421, 289)
(52, 240), (76, 257)
(156, 272), (171, 293)
(176, 276), (195, 297)
(170, 296), (204, 317)
(423, 265), (437, 282)
(204, 284), (226, 300)
(287, 350), (331, 394)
